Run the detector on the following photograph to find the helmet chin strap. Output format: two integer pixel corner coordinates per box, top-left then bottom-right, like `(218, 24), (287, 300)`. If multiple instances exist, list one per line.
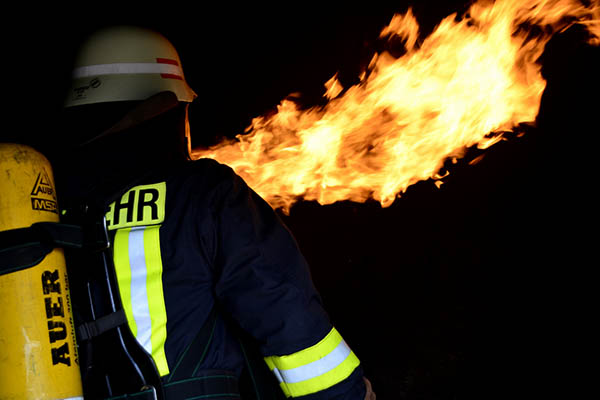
(78, 91), (180, 148)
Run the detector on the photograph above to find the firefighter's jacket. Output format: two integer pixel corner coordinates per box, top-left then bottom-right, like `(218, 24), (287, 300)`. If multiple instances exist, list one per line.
(103, 157), (366, 399)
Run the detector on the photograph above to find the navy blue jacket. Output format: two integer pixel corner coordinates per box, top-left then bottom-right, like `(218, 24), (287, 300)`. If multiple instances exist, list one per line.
(108, 158), (366, 399)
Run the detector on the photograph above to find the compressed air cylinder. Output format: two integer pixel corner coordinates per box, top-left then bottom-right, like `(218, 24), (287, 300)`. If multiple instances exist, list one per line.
(0, 143), (83, 399)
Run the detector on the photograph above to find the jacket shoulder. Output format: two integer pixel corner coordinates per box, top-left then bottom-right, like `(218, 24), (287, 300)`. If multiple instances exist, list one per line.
(168, 158), (238, 188)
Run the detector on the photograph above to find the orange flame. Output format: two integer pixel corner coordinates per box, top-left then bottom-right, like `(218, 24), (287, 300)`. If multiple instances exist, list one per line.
(192, 0), (600, 213)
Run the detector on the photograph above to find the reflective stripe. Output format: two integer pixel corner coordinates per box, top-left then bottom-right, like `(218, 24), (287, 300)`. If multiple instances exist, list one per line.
(143, 225), (169, 375)
(113, 225), (169, 376)
(264, 328), (360, 397)
(279, 340), (351, 383)
(129, 227), (152, 351)
(73, 62), (183, 79)
(114, 229), (137, 336)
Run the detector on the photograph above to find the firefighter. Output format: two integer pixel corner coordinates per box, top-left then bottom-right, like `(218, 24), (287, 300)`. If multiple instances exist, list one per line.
(39, 25), (376, 400)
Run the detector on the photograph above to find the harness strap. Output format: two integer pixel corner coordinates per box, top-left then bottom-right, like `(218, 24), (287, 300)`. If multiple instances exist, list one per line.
(105, 385), (158, 400)
(164, 371), (240, 400)
(0, 222), (83, 275)
(78, 309), (128, 341)
(0, 219), (109, 275)
(104, 371), (240, 400)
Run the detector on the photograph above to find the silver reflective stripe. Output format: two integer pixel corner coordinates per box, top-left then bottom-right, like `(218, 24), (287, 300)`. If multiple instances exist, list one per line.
(73, 62), (183, 78)
(272, 367), (284, 384)
(128, 226), (152, 354)
(61, 397), (85, 400)
(278, 340), (352, 384)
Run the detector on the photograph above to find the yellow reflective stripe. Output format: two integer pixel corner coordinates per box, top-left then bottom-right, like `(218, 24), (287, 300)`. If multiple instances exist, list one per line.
(264, 357), (293, 397)
(285, 350), (359, 397)
(266, 327), (342, 370)
(127, 227), (156, 355)
(113, 225), (170, 377)
(113, 228), (137, 337)
(143, 225), (169, 376)
(264, 328), (360, 397)
(278, 382), (292, 398)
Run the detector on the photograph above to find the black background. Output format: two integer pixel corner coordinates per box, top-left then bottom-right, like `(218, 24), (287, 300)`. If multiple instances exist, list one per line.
(5, 1), (599, 398)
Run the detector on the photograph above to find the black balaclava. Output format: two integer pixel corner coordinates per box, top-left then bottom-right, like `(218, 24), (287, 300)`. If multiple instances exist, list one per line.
(47, 92), (190, 213)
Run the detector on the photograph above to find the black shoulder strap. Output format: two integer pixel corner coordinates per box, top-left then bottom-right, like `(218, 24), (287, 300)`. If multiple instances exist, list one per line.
(0, 222), (84, 275)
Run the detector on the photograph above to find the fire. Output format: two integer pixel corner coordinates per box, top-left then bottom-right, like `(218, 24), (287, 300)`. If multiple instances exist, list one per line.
(192, 0), (600, 213)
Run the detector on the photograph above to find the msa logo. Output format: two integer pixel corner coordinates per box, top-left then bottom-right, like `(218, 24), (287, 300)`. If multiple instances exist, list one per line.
(106, 182), (166, 230)
(31, 169), (57, 214)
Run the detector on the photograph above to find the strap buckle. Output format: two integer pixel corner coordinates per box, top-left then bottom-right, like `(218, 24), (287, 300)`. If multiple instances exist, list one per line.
(77, 309), (128, 342)
(86, 215), (110, 252)
(60, 202), (110, 252)
(139, 385), (158, 400)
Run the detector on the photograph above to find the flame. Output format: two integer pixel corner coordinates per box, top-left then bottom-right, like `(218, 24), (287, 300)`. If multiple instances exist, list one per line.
(193, 0), (599, 213)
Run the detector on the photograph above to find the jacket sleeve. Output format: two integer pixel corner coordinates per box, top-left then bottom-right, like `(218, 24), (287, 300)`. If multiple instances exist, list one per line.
(211, 165), (366, 399)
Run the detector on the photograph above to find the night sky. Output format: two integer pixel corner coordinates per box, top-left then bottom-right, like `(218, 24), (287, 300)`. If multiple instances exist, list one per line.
(5, 2), (599, 398)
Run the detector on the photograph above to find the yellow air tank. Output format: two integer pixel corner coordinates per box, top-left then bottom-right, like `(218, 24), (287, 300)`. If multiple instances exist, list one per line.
(0, 143), (83, 399)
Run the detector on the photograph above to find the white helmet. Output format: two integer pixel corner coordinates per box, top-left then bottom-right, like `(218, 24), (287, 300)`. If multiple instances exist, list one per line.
(65, 26), (197, 107)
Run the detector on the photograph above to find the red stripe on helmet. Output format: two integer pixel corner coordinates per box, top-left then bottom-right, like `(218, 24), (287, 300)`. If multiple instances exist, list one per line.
(156, 58), (180, 66)
(160, 73), (183, 80)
